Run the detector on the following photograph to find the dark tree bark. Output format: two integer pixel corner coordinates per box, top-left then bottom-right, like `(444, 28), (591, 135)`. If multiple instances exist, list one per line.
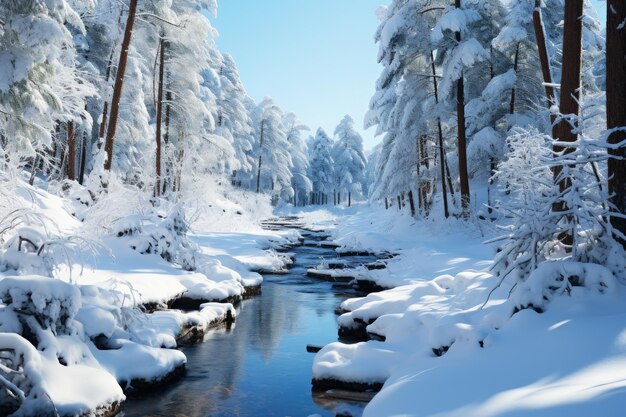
(554, 0), (584, 247)
(533, 1), (558, 132)
(408, 190), (416, 217)
(607, 0), (626, 248)
(509, 43), (520, 115)
(79, 130), (87, 184)
(67, 121), (76, 181)
(154, 37), (165, 197)
(397, 195), (401, 211)
(103, 0), (138, 171)
(430, 50), (450, 218)
(348, 192), (351, 207)
(419, 135), (431, 216)
(98, 43), (117, 146)
(455, 0), (471, 218)
(256, 120), (265, 193)
(385, 198), (389, 210)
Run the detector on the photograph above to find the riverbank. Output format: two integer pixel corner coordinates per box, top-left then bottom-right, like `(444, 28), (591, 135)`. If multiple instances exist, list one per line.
(287, 204), (626, 417)
(0, 179), (297, 416)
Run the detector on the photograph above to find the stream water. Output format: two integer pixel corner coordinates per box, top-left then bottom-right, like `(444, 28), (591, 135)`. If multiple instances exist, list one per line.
(120, 235), (377, 417)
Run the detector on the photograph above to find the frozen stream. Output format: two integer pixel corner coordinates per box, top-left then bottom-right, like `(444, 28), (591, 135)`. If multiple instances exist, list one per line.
(120, 234), (376, 417)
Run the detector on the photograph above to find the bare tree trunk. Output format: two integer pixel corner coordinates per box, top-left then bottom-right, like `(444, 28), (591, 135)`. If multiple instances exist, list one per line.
(97, 11), (123, 148)
(397, 195), (401, 211)
(455, 0), (470, 218)
(420, 135), (431, 216)
(79, 131), (87, 184)
(509, 43), (520, 114)
(430, 50), (450, 218)
(607, 0), (626, 248)
(554, 0), (584, 247)
(104, 0), (138, 171)
(348, 192), (351, 207)
(385, 198), (389, 210)
(154, 37), (165, 197)
(67, 121), (76, 181)
(533, 1), (558, 131)
(98, 46), (116, 146)
(256, 120), (265, 193)
(408, 190), (416, 217)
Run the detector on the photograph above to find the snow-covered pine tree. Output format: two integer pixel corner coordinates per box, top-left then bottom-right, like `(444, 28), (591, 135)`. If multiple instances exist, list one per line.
(217, 54), (255, 187)
(431, 0), (491, 217)
(332, 116), (367, 206)
(0, 0), (90, 172)
(308, 128), (334, 204)
(283, 112), (312, 206)
(251, 98), (294, 202)
(606, 0), (626, 249)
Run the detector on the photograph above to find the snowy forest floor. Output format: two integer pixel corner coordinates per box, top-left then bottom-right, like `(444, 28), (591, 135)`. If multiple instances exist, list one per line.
(283, 203), (626, 417)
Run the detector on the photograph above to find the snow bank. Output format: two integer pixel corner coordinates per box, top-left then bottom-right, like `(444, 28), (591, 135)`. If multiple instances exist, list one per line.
(0, 332), (124, 417)
(303, 205), (626, 417)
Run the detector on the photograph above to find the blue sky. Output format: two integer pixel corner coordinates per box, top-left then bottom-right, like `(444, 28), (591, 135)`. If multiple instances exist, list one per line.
(214, 1), (607, 151)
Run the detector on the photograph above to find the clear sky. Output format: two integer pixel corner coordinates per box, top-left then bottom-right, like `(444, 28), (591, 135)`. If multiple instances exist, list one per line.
(213, 0), (607, 151)
(213, 0), (383, 150)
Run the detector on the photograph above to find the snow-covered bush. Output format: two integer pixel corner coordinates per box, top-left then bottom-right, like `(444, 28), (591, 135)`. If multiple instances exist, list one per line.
(491, 126), (560, 280)
(491, 124), (624, 307)
(0, 276), (81, 338)
(113, 203), (197, 271)
(0, 333), (57, 417)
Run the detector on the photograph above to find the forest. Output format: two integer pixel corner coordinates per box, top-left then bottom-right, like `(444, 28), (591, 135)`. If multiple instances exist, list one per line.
(0, 0), (625, 416)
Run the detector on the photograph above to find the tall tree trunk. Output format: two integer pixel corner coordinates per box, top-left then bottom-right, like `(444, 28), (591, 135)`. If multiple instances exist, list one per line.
(98, 44), (117, 146)
(430, 50), (450, 218)
(607, 0), (626, 248)
(533, 1), (558, 131)
(163, 87), (172, 195)
(509, 43), (520, 115)
(103, 0), (138, 171)
(554, 0), (584, 247)
(154, 37), (165, 197)
(67, 121), (76, 181)
(408, 190), (416, 217)
(79, 131), (87, 185)
(385, 198), (389, 210)
(97, 10), (123, 147)
(420, 135), (431, 216)
(348, 192), (351, 207)
(256, 120), (265, 193)
(455, 0), (471, 218)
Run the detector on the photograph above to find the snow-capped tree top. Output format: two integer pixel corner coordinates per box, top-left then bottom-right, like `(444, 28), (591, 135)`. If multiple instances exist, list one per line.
(431, 7), (482, 43)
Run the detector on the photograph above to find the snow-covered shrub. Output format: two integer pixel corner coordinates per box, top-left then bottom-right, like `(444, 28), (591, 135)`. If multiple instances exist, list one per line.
(490, 123), (624, 308)
(0, 333), (56, 417)
(0, 179), (97, 278)
(511, 261), (616, 311)
(491, 126), (561, 280)
(0, 276), (81, 340)
(113, 203), (197, 271)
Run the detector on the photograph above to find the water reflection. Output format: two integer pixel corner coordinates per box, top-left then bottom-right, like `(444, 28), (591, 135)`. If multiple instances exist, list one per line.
(120, 246), (365, 417)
